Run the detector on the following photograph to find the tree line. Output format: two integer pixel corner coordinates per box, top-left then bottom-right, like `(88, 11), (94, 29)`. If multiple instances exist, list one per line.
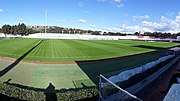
(45, 26), (105, 35)
(0, 23), (180, 38)
(102, 31), (180, 38)
(0, 23), (37, 36)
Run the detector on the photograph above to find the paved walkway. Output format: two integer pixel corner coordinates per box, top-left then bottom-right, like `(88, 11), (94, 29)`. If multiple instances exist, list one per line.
(135, 59), (180, 101)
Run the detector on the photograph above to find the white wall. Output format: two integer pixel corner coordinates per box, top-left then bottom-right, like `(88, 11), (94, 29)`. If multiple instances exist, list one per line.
(0, 33), (5, 37)
(22, 33), (156, 40)
(177, 36), (180, 41)
(21, 33), (180, 41)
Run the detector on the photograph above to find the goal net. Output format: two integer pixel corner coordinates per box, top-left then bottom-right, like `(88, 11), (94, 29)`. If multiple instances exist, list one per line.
(99, 74), (142, 101)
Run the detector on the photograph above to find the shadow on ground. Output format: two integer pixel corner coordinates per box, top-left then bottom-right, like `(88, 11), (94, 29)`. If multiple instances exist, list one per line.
(44, 83), (57, 101)
(3, 81), (98, 100)
(0, 93), (25, 101)
(76, 49), (169, 86)
(0, 40), (43, 77)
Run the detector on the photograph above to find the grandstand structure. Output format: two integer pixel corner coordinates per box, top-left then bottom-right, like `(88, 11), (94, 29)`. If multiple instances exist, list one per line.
(20, 33), (180, 42)
(0, 32), (180, 42)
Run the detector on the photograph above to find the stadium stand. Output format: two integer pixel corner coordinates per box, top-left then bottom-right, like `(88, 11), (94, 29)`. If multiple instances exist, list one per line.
(21, 33), (180, 41)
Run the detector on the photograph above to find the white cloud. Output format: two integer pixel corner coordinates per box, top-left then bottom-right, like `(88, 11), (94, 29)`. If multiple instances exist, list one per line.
(78, 19), (86, 23)
(113, 0), (124, 8)
(161, 16), (171, 23)
(140, 13), (180, 33)
(175, 13), (180, 24)
(97, 0), (124, 8)
(114, 0), (122, 3)
(90, 24), (96, 28)
(103, 25), (140, 33)
(120, 25), (141, 33)
(142, 21), (162, 28)
(111, 27), (124, 32)
(133, 15), (150, 21)
(142, 21), (172, 32)
(117, 4), (124, 8)
(0, 9), (4, 12)
(17, 18), (23, 21)
(103, 12), (180, 33)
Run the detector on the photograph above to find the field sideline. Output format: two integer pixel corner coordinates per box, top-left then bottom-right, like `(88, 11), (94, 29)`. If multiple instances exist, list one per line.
(0, 38), (179, 89)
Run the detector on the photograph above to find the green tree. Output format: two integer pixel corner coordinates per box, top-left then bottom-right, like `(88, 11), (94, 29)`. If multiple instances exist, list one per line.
(13, 25), (18, 34)
(2, 24), (11, 37)
(92, 31), (100, 35)
(18, 23), (27, 35)
(177, 32), (180, 36)
(11, 25), (15, 34)
(134, 32), (140, 35)
(26, 28), (34, 34)
(0, 28), (2, 33)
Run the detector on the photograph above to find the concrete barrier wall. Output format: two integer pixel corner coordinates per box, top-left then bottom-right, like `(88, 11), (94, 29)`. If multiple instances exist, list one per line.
(177, 36), (180, 41)
(0, 33), (179, 41)
(126, 55), (180, 94)
(108, 55), (174, 84)
(22, 33), (157, 40)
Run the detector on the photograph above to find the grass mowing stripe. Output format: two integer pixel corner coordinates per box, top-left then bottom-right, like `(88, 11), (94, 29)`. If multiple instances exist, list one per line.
(58, 40), (86, 57)
(86, 40), (135, 53)
(69, 41), (125, 57)
(13, 39), (39, 55)
(0, 39), (40, 58)
(66, 40), (89, 57)
(69, 40), (114, 56)
(65, 40), (113, 57)
(64, 40), (93, 57)
(93, 40), (152, 52)
(0, 38), (179, 62)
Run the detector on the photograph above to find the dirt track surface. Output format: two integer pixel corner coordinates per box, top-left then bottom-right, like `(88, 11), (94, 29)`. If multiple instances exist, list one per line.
(0, 56), (76, 64)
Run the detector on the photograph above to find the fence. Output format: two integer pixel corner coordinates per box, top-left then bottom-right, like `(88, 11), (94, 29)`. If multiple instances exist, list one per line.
(99, 74), (143, 101)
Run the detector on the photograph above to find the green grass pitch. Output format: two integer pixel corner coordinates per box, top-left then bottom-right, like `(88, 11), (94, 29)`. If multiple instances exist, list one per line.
(0, 38), (179, 88)
(0, 38), (179, 62)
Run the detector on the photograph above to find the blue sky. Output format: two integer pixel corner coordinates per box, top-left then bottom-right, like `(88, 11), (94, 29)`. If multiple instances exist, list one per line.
(0, 0), (180, 33)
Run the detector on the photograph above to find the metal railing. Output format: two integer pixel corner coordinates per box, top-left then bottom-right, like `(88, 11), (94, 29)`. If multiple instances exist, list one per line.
(99, 74), (143, 101)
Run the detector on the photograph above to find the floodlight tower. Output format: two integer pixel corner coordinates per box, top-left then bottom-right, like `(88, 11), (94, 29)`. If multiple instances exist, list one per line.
(45, 10), (48, 33)
(62, 30), (64, 34)
(101, 15), (104, 35)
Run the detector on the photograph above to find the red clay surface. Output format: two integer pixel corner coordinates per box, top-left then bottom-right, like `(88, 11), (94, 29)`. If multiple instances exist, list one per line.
(0, 56), (76, 64)
(135, 59), (180, 101)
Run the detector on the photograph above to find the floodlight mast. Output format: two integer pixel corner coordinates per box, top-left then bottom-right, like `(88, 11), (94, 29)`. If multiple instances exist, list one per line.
(45, 10), (47, 33)
(101, 15), (104, 35)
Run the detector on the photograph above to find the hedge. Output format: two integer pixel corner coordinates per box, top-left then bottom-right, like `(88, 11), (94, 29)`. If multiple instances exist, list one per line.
(0, 82), (98, 101)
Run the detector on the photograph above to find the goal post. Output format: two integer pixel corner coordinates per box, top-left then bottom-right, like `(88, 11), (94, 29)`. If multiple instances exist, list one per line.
(99, 74), (143, 101)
